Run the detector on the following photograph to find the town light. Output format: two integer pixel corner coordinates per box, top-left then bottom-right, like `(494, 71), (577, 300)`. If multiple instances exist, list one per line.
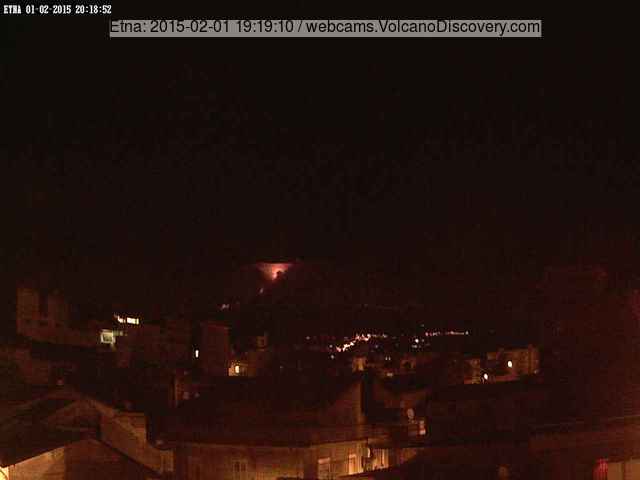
(234, 364), (240, 374)
(194, 349), (199, 358)
(483, 373), (489, 381)
(507, 360), (513, 368)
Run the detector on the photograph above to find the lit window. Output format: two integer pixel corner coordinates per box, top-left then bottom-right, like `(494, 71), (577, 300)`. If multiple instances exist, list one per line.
(194, 349), (199, 359)
(114, 314), (140, 325)
(234, 364), (241, 374)
(100, 330), (116, 344)
(483, 373), (489, 381)
(419, 419), (427, 435)
(317, 458), (331, 480)
(233, 460), (248, 480)
(348, 454), (358, 474)
(507, 360), (513, 368)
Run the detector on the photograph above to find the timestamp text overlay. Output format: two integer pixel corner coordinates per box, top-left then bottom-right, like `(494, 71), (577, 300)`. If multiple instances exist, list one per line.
(109, 19), (542, 38)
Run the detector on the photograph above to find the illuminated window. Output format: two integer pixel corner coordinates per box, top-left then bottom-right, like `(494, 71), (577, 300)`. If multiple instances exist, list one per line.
(507, 360), (513, 368)
(483, 373), (489, 381)
(114, 314), (140, 325)
(234, 364), (241, 374)
(317, 458), (331, 480)
(373, 449), (389, 469)
(194, 349), (199, 359)
(100, 330), (116, 344)
(419, 419), (427, 435)
(348, 454), (358, 474)
(233, 460), (248, 480)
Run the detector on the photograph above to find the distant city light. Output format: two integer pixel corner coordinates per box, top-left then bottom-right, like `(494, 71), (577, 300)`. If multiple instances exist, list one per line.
(507, 360), (513, 368)
(424, 330), (469, 337)
(234, 364), (240, 374)
(194, 349), (199, 358)
(414, 338), (420, 343)
(219, 303), (230, 311)
(334, 333), (388, 352)
(483, 373), (489, 380)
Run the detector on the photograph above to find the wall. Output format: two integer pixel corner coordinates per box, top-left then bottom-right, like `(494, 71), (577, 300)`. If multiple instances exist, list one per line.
(98, 409), (173, 475)
(117, 322), (192, 369)
(200, 323), (230, 377)
(317, 380), (365, 427)
(176, 444), (304, 480)
(176, 440), (371, 480)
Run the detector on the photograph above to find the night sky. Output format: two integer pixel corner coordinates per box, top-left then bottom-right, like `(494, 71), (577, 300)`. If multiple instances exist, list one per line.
(1, 14), (637, 323)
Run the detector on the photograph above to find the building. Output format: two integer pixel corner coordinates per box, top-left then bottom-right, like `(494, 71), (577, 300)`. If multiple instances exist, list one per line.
(229, 333), (274, 377)
(464, 345), (540, 384)
(15, 286), (95, 348)
(198, 321), (230, 377)
(112, 316), (193, 370)
(2, 437), (161, 480)
(0, 386), (173, 479)
(156, 375), (394, 479)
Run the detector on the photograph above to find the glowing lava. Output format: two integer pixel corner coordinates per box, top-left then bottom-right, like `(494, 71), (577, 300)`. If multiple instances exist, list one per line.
(255, 262), (293, 281)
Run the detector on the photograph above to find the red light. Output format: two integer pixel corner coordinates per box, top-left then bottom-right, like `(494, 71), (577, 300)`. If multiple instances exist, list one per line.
(594, 459), (608, 480)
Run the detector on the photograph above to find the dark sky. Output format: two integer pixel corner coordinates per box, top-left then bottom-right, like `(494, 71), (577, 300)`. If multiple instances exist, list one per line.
(1, 14), (638, 317)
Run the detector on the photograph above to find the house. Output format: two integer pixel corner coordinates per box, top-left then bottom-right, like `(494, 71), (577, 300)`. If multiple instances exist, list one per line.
(0, 384), (173, 479)
(2, 437), (161, 480)
(15, 286), (96, 348)
(464, 345), (540, 385)
(155, 375), (393, 479)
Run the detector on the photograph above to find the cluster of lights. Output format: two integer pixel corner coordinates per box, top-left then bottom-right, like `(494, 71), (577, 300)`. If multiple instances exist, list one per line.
(114, 314), (140, 325)
(334, 333), (388, 352)
(424, 330), (469, 337)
